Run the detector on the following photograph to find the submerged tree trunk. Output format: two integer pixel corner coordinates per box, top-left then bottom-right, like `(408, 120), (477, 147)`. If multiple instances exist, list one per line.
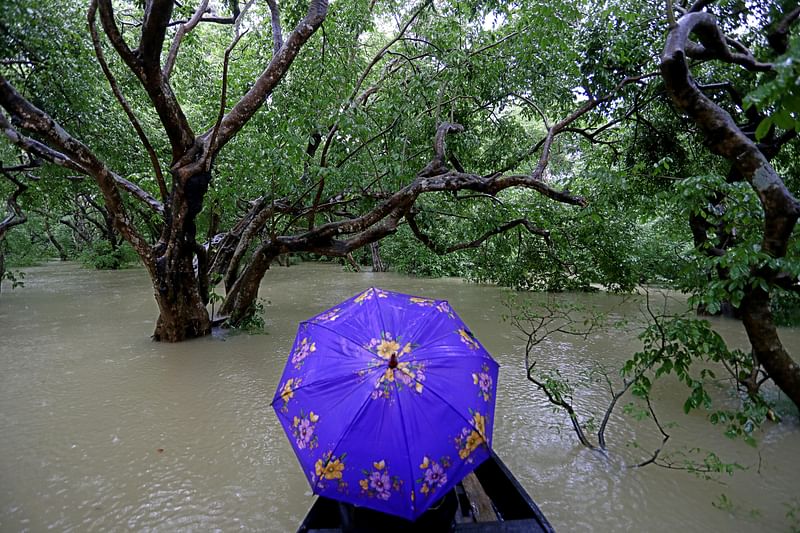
(219, 241), (278, 326)
(150, 167), (213, 342)
(370, 241), (386, 272)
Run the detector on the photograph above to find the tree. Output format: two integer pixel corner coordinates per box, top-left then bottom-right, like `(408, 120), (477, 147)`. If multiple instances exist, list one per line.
(0, 0), (619, 339)
(2, 0), (329, 340)
(660, 1), (800, 408)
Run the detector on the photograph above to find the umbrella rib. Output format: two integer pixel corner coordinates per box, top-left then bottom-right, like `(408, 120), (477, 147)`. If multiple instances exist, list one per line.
(397, 303), (441, 345)
(420, 378), (487, 439)
(372, 287), (390, 343)
(394, 379), (417, 519)
(301, 320), (384, 363)
(270, 365), (384, 407)
(315, 375), (387, 494)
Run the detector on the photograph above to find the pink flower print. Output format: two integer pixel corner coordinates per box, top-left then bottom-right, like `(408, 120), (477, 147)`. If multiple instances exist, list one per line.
(291, 411), (319, 450)
(472, 363), (493, 401)
(291, 338), (316, 368)
(369, 470), (392, 500)
(424, 461), (447, 489)
(296, 418), (314, 449)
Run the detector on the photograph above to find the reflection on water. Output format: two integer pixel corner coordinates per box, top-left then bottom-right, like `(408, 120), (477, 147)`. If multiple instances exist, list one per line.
(1, 262), (798, 531)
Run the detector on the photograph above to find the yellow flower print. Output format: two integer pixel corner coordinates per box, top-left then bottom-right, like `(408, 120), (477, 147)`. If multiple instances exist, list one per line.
(377, 339), (401, 359)
(420, 483), (430, 494)
(355, 290), (371, 304)
(420, 456), (430, 469)
(281, 378), (296, 402)
(458, 328), (480, 350)
(293, 416), (300, 427)
(466, 430), (484, 451)
(373, 460), (385, 470)
(315, 459), (325, 477)
(383, 368), (395, 382)
(410, 296), (435, 306)
(309, 411), (319, 422)
(355, 288), (388, 304)
(323, 459), (345, 480)
(359, 479), (369, 490)
(472, 412), (486, 438)
(415, 382), (424, 393)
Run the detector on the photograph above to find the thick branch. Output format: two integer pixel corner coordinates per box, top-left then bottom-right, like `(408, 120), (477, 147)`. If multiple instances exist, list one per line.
(662, 12), (800, 409)
(163, 0), (210, 79)
(89, 0), (168, 202)
(265, 0), (283, 57)
(767, 5), (800, 55)
(0, 77), (156, 255)
(206, 0), (329, 154)
(139, 0), (175, 69)
(97, 0), (195, 158)
(407, 213), (550, 255)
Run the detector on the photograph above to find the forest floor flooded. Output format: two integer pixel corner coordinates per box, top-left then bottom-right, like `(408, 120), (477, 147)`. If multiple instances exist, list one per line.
(1, 261), (798, 531)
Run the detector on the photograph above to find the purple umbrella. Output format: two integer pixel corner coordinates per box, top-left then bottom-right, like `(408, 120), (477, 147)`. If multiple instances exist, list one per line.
(272, 287), (499, 521)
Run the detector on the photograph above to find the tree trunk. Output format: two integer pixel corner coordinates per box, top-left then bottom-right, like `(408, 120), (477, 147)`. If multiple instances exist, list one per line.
(370, 241), (386, 272)
(149, 168), (212, 342)
(219, 241), (277, 326)
(741, 290), (800, 408)
(0, 242), (5, 295)
(151, 263), (211, 341)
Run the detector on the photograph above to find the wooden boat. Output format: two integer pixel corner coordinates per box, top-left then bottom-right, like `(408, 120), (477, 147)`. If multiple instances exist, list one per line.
(297, 451), (555, 532)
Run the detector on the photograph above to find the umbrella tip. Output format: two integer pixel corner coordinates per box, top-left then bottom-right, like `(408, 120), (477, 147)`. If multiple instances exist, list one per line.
(389, 352), (399, 369)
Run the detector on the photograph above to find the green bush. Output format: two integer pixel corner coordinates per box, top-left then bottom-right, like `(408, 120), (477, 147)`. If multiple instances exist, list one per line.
(80, 241), (138, 270)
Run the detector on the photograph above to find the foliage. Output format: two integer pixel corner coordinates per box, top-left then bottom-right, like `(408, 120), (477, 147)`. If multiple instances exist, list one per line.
(505, 293), (755, 478)
(744, 35), (800, 141)
(79, 241), (138, 270)
(623, 310), (778, 447)
(228, 297), (268, 333)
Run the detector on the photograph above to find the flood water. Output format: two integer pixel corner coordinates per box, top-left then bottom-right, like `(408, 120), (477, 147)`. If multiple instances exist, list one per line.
(1, 261), (798, 532)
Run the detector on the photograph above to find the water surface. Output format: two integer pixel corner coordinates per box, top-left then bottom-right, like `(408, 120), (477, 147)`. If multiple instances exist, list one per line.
(1, 262), (798, 531)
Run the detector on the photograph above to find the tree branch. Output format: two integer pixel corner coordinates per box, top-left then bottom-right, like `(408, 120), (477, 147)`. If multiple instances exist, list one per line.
(89, 0), (168, 202)
(205, 0), (329, 154)
(138, 0), (174, 69)
(0, 77), (157, 254)
(265, 0), (283, 57)
(406, 213), (550, 255)
(163, 0), (210, 80)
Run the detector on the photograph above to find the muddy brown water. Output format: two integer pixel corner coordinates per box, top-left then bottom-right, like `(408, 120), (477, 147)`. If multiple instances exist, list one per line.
(1, 262), (798, 531)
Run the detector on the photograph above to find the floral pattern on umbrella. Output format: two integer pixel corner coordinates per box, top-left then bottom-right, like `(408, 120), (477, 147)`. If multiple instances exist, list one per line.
(272, 287), (500, 521)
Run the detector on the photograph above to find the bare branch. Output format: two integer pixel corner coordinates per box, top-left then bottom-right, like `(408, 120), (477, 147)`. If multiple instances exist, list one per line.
(407, 213), (550, 255)
(266, 0), (284, 57)
(206, 0), (329, 154)
(89, 0), (168, 202)
(0, 168), (28, 238)
(163, 0), (210, 80)
(205, 29), (248, 171)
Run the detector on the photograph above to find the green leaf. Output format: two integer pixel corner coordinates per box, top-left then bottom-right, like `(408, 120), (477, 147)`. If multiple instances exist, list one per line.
(754, 117), (772, 141)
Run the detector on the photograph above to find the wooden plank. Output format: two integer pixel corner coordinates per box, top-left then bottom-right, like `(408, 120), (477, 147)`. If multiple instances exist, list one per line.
(461, 472), (496, 522)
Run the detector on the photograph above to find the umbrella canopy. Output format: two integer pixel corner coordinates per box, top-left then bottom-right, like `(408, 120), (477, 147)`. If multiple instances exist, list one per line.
(272, 287), (499, 521)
